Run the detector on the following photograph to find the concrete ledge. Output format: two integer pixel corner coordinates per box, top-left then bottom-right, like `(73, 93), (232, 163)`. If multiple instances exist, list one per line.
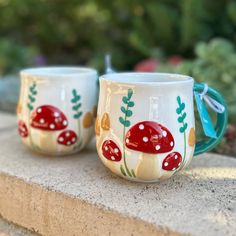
(0, 216), (37, 236)
(0, 113), (236, 236)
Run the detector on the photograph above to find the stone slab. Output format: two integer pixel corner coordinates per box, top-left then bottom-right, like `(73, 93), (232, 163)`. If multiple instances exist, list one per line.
(0, 113), (235, 236)
(0, 217), (37, 236)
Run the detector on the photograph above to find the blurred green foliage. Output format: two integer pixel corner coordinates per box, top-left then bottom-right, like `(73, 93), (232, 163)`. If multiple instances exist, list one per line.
(0, 39), (37, 75)
(158, 38), (236, 124)
(1, 0), (236, 73)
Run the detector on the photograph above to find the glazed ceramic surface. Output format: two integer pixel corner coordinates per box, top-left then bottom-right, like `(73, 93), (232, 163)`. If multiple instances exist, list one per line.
(96, 73), (227, 182)
(17, 67), (98, 155)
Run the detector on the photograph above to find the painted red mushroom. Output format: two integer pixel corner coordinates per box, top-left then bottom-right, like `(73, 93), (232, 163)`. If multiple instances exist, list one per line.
(18, 120), (28, 138)
(102, 140), (122, 173)
(125, 121), (175, 180)
(102, 140), (122, 161)
(57, 130), (78, 146)
(30, 105), (68, 131)
(30, 105), (68, 153)
(162, 152), (182, 171)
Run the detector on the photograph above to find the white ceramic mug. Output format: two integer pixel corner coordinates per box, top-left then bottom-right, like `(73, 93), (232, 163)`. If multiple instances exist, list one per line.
(96, 73), (227, 182)
(17, 67), (98, 155)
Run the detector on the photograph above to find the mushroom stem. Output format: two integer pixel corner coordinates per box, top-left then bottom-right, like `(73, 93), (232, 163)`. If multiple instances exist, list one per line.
(135, 153), (160, 181)
(31, 130), (57, 154)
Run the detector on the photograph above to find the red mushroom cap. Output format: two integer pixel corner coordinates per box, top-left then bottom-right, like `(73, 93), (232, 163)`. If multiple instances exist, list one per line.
(162, 152), (182, 171)
(102, 140), (122, 162)
(18, 120), (28, 138)
(30, 105), (68, 131)
(57, 130), (78, 146)
(125, 121), (174, 154)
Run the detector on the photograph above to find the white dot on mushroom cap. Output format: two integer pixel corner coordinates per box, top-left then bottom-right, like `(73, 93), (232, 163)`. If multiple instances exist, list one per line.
(175, 155), (178, 160)
(114, 148), (119, 153)
(111, 156), (115, 160)
(63, 120), (67, 126)
(67, 141), (71, 145)
(162, 131), (167, 137)
(54, 112), (59, 117)
(105, 146), (108, 151)
(172, 167), (176, 171)
(66, 132), (70, 137)
(164, 162), (168, 167)
(170, 141), (174, 147)
(37, 108), (42, 113)
(126, 138), (129, 143)
(39, 119), (45, 124)
(139, 124), (144, 130)
(178, 162), (181, 166)
(72, 137), (76, 142)
(155, 145), (161, 150)
(59, 137), (64, 142)
(143, 137), (148, 142)
(50, 124), (55, 129)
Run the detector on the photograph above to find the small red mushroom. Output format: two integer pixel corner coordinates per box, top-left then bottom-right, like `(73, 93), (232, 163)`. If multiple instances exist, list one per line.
(102, 140), (122, 162)
(30, 105), (68, 131)
(18, 120), (28, 138)
(125, 121), (175, 180)
(57, 130), (78, 146)
(162, 152), (182, 171)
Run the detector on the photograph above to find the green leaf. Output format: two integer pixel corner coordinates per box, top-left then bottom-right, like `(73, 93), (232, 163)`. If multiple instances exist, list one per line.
(73, 103), (81, 111)
(28, 95), (35, 103)
(120, 165), (127, 176)
(131, 169), (136, 177)
(177, 96), (181, 105)
(71, 98), (77, 103)
(120, 106), (126, 114)
(179, 127), (184, 133)
(27, 103), (33, 111)
(119, 117), (125, 125)
(127, 89), (133, 99)
(179, 123), (188, 133)
(126, 110), (133, 117)
(124, 120), (131, 127)
(128, 101), (135, 107)
(74, 111), (82, 119)
(180, 103), (185, 111)
(32, 90), (37, 95)
(176, 107), (182, 114)
(122, 96), (128, 104)
(72, 89), (77, 97)
(178, 112), (186, 122)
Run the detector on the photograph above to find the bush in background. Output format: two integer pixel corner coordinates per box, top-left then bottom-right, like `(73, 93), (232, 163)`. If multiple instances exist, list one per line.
(1, 0), (236, 72)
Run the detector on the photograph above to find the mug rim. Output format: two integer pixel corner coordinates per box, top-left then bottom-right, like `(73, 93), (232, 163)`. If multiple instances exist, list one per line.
(20, 66), (97, 78)
(100, 72), (194, 85)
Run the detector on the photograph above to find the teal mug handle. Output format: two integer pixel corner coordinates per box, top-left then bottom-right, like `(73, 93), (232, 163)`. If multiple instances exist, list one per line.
(193, 83), (228, 156)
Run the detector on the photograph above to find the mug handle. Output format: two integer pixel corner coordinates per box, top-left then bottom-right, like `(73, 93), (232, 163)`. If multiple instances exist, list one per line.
(193, 83), (228, 156)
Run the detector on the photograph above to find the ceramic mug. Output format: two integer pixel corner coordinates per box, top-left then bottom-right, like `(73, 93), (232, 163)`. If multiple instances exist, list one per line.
(96, 73), (228, 182)
(17, 67), (98, 155)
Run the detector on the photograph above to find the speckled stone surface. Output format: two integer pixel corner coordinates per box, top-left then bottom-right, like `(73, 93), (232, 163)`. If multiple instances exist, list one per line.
(0, 113), (236, 236)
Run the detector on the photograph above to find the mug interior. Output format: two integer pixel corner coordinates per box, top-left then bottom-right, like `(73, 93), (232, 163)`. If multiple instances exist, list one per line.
(100, 72), (193, 85)
(20, 66), (97, 78)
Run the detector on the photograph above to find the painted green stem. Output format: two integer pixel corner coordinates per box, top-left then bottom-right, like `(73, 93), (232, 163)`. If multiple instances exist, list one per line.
(122, 105), (132, 177)
(71, 89), (83, 149)
(27, 82), (37, 150)
(176, 96), (188, 172)
(119, 88), (136, 178)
